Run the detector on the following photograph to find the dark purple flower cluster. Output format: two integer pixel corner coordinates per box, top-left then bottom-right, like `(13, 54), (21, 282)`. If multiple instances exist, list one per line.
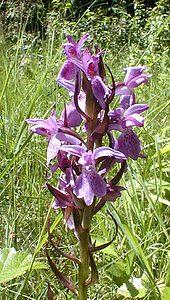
(26, 33), (150, 232)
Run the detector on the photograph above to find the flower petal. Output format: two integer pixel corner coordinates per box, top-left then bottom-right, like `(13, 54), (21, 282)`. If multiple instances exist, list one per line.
(60, 102), (82, 128)
(128, 74), (149, 88)
(60, 144), (86, 157)
(64, 43), (77, 58)
(124, 66), (146, 85)
(26, 111), (58, 137)
(47, 136), (61, 166)
(86, 168), (107, 198)
(77, 33), (90, 56)
(56, 78), (75, 93)
(115, 85), (132, 96)
(91, 76), (110, 109)
(74, 173), (94, 206)
(56, 132), (82, 145)
(115, 129), (141, 160)
(93, 146), (126, 160)
(122, 114), (144, 128)
(74, 168), (107, 206)
(119, 94), (135, 109)
(66, 34), (76, 46)
(124, 104), (149, 116)
(57, 61), (78, 81)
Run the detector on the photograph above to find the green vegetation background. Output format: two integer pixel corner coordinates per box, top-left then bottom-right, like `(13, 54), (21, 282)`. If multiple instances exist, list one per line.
(0, 0), (170, 299)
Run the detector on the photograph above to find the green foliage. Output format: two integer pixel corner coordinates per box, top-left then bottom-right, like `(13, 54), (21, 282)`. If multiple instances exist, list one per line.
(0, 248), (47, 284)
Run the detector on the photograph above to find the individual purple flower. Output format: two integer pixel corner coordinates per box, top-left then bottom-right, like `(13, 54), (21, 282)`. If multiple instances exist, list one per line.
(108, 104), (149, 160)
(108, 103), (149, 131)
(26, 110), (82, 166)
(26, 110), (58, 137)
(60, 144), (126, 205)
(115, 66), (151, 96)
(26, 110), (61, 166)
(68, 48), (111, 109)
(56, 33), (89, 82)
(102, 184), (125, 202)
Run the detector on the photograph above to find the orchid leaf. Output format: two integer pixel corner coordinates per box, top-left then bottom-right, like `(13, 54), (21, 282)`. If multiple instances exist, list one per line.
(0, 248), (47, 284)
(86, 253), (98, 286)
(91, 237), (118, 257)
(47, 283), (54, 300)
(46, 249), (77, 296)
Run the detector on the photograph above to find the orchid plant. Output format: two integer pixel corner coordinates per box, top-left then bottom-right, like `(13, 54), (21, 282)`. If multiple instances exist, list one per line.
(26, 33), (150, 299)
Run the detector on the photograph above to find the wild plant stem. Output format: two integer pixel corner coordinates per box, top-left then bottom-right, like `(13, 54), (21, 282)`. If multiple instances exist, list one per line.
(78, 204), (95, 300)
(78, 229), (89, 300)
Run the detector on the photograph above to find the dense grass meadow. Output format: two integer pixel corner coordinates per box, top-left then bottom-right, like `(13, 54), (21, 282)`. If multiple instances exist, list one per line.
(0, 1), (170, 299)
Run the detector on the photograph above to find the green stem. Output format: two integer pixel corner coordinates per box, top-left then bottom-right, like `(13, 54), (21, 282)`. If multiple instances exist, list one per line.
(78, 229), (89, 300)
(78, 201), (95, 299)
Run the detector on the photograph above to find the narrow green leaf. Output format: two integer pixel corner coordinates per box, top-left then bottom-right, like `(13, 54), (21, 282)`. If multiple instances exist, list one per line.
(110, 207), (154, 282)
(36, 212), (63, 253)
(160, 144), (170, 154)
